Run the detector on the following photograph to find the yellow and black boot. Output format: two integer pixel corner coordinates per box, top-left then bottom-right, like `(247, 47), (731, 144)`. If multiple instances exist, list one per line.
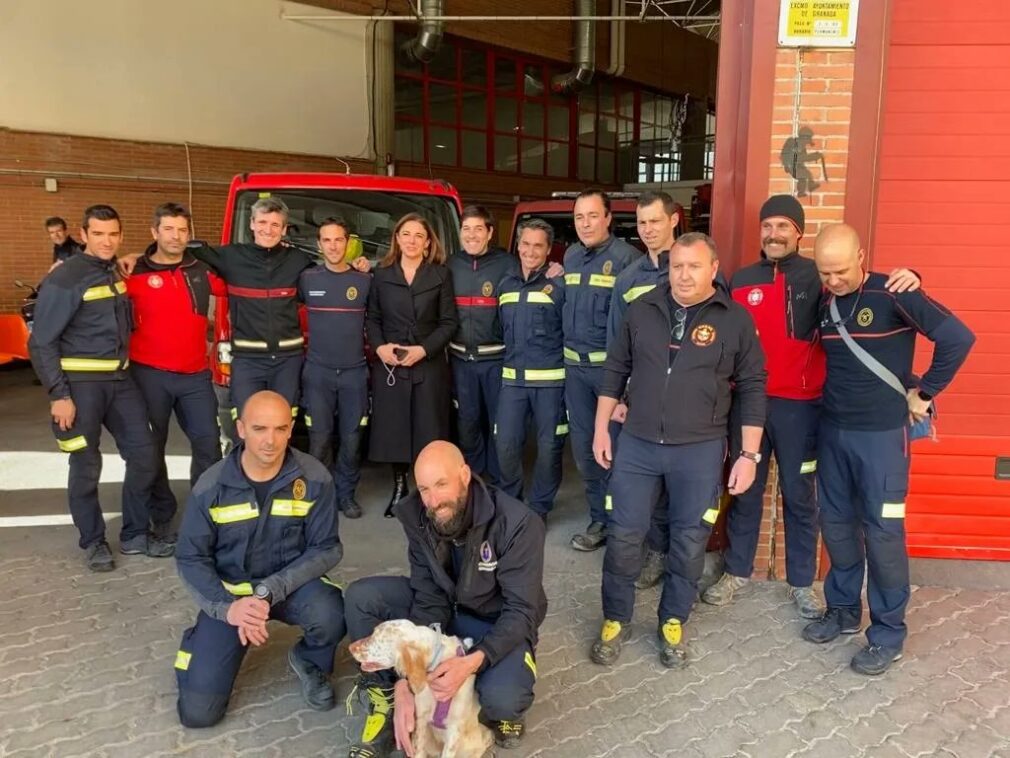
(590, 619), (630, 665)
(347, 675), (396, 758)
(658, 618), (687, 669)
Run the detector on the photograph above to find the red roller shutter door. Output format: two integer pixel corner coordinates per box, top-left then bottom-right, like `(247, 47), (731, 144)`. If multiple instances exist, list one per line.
(869, 0), (1010, 560)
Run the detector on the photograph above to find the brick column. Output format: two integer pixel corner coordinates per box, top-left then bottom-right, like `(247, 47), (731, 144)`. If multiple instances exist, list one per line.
(750, 47), (856, 582)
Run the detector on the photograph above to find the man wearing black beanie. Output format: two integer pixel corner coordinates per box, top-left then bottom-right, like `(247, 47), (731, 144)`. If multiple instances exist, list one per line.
(702, 194), (921, 619)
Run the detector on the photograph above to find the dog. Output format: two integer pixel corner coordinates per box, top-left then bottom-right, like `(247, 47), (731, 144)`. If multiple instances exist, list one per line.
(349, 619), (494, 758)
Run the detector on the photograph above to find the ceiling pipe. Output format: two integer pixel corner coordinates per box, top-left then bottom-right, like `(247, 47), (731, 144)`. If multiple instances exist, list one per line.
(551, 0), (597, 95)
(604, 0), (627, 78)
(400, 0), (445, 64)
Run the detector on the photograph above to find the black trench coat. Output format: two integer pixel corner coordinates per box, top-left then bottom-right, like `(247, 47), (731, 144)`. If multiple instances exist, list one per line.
(366, 261), (457, 463)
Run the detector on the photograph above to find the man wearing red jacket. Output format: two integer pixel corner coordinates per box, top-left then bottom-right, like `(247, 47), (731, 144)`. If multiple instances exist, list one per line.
(127, 203), (225, 539)
(703, 196), (920, 618)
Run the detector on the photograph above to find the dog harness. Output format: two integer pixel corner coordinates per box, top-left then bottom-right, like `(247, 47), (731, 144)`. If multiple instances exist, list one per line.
(428, 637), (468, 730)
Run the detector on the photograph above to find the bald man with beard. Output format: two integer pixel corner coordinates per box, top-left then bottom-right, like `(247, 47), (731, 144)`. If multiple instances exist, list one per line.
(343, 441), (546, 756)
(804, 224), (974, 676)
(174, 390), (345, 727)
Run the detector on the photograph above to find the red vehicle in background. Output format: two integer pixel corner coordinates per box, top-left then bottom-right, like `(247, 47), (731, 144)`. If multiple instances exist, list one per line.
(506, 191), (686, 264)
(210, 173), (463, 430)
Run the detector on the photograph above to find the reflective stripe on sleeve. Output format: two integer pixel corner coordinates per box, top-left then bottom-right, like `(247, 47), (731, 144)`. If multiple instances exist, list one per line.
(498, 292), (521, 305)
(623, 284), (656, 303)
(222, 580), (253, 596)
(57, 435), (88, 452)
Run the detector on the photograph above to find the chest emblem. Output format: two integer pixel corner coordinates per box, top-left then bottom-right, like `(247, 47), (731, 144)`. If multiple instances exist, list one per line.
(602, 260), (613, 276)
(481, 281), (494, 297)
(542, 284), (553, 295)
(147, 275), (164, 289)
(292, 478), (307, 500)
(477, 540), (498, 572)
(346, 286), (358, 301)
(691, 324), (717, 347)
(747, 288), (763, 306)
(856, 308), (874, 327)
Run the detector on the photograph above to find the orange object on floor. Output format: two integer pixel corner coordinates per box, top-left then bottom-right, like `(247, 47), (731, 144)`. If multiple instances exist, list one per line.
(0, 315), (30, 364)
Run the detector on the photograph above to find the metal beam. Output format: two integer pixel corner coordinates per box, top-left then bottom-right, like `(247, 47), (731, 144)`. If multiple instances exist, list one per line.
(281, 13), (719, 22)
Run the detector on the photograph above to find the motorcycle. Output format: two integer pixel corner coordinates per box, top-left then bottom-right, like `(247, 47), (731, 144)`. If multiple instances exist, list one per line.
(14, 279), (39, 332)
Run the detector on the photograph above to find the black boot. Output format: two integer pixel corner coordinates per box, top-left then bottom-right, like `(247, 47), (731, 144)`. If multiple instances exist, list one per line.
(384, 470), (408, 518)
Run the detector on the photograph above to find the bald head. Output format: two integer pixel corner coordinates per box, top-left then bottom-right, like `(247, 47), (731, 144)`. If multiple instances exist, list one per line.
(237, 391), (292, 471)
(414, 441), (472, 534)
(815, 223), (866, 297)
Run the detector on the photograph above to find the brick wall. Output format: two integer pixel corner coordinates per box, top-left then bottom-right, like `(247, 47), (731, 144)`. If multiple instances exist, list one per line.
(750, 48), (855, 582)
(0, 130), (372, 313)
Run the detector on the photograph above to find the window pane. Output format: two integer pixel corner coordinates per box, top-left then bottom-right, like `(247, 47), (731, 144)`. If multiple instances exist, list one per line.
(520, 139), (544, 175)
(462, 130), (486, 170)
(495, 96), (518, 133)
(429, 83), (457, 124)
(395, 120), (423, 163)
(654, 97), (672, 129)
(495, 57), (517, 92)
(430, 126), (457, 166)
(640, 91), (656, 124)
(578, 110), (596, 145)
(427, 44), (457, 81)
(547, 142), (569, 177)
(618, 119), (635, 146)
(598, 150), (615, 183)
(495, 134), (518, 171)
(548, 107), (570, 141)
(523, 101), (544, 138)
(597, 114), (617, 150)
(578, 145), (595, 180)
(395, 77), (423, 118)
(619, 90), (635, 118)
(599, 81), (615, 114)
(522, 64), (547, 97)
(461, 90), (486, 128)
(461, 48), (487, 85)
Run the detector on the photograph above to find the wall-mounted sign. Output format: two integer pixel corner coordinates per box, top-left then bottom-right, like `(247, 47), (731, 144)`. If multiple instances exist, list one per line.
(779, 0), (859, 47)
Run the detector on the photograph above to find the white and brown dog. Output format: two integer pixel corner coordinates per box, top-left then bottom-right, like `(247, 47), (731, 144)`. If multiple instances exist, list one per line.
(349, 619), (494, 758)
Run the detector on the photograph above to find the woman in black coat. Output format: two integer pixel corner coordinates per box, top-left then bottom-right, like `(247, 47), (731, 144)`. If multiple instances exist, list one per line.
(366, 212), (457, 516)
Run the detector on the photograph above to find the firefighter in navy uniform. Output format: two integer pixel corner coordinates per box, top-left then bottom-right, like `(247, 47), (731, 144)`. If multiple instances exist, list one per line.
(174, 391), (346, 727)
(29, 205), (173, 571)
(127, 203), (226, 541)
(299, 218), (372, 519)
(804, 224), (974, 676)
(447, 206), (514, 484)
(563, 190), (641, 551)
(606, 191), (681, 589)
(494, 218), (568, 517)
(344, 441), (546, 756)
(589, 233), (767, 669)
(705, 195), (921, 619)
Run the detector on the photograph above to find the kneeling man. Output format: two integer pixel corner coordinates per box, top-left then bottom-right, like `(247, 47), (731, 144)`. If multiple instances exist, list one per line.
(174, 390), (346, 727)
(345, 441), (546, 756)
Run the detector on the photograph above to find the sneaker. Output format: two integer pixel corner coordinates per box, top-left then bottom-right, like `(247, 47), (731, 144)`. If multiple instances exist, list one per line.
(850, 644), (903, 676)
(85, 541), (115, 572)
(348, 675), (395, 758)
(801, 607), (862, 644)
(150, 520), (178, 544)
(340, 498), (363, 519)
(120, 534), (176, 558)
(589, 619), (630, 665)
(701, 572), (749, 606)
(635, 549), (666, 590)
(789, 585), (824, 620)
(492, 719), (525, 749)
(288, 645), (335, 711)
(570, 521), (607, 552)
(658, 618), (687, 669)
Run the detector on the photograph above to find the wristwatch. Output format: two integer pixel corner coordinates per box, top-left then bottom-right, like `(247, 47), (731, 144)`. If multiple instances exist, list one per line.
(253, 584), (272, 604)
(916, 389), (934, 402)
(739, 450), (762, 464)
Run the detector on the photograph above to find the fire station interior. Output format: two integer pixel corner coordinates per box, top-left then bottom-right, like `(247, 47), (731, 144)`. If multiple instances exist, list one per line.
(1, 0), (1009, 755)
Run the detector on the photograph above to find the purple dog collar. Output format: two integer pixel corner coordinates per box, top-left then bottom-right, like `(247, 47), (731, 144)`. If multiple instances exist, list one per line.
(430, 645), (468, 729)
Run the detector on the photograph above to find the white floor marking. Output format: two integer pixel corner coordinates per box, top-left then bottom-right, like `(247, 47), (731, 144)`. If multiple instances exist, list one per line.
(0, 451), (192, 491)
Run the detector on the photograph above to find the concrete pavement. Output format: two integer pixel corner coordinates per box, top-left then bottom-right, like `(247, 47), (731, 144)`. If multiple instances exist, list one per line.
(1, 364), (1009, 758)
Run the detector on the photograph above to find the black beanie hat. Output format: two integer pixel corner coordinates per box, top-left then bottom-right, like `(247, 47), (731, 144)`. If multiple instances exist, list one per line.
(760, 195), (805, 234)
